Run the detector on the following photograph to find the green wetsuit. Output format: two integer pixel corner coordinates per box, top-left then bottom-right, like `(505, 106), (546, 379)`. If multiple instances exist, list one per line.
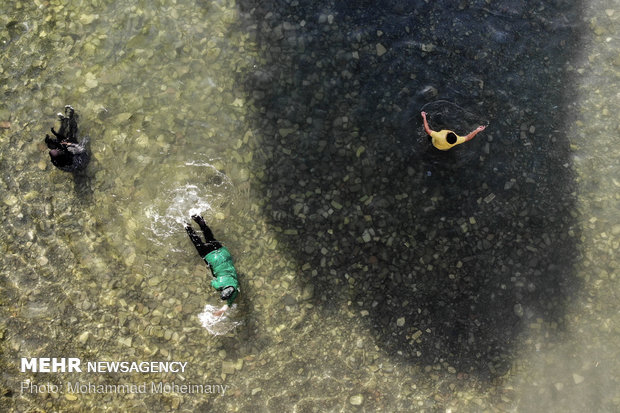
(204, 247), (239, 305)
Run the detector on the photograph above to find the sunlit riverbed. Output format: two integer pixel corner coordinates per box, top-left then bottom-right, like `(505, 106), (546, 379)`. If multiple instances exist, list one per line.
(1, 0), (618, 412)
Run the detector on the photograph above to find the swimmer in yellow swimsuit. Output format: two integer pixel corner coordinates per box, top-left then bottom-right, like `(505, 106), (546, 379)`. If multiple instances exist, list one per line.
(421, 111), (487, 151)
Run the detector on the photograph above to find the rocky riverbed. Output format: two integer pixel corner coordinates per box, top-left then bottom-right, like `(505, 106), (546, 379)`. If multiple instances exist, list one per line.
(1, 0), (618, 411)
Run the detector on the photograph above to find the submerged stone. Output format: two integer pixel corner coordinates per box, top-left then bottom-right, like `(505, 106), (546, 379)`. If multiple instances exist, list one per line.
(349, 394), (364, 405)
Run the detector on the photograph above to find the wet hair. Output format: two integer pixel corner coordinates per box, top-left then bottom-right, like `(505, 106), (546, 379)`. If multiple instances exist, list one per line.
(446, 132), (458, 144)
(220, 286), (235, 301)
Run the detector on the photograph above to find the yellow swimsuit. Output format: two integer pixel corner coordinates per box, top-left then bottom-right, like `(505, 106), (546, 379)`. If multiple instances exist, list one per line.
(430, 130), (469, 151)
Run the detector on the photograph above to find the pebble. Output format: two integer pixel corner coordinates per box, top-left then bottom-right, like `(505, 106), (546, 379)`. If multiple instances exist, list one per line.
(420, 85), (438, 99)
(376, 43), (387, 56)
(114, 113), (132, 123)
(301, 284), (314, 300)
(118, 337), (132, 347)
(283, 294), (297, 306)
(84, 73), (98, 89)
(504, 180), (515, 190)
(3, 194), (18, 206)
(222, 361), (235, 375)
(78, 331), (90, 344)
(362, 230), (372, 243)
(573, 373), (585, 384)
(79, 14), (98, 25)
(279, 128), (295, 137)
(513, 303), (524, 317)
(237, 168), (250, 181)
(396, 317), (405, 327)
(349, 394), (364, 405)
(135, 134), (149, 147)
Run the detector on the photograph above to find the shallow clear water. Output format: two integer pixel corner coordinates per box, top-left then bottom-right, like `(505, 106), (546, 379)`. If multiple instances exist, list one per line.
(1, 0), (619, 412)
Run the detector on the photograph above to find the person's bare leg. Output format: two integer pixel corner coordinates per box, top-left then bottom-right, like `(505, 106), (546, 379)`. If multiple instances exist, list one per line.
(185, 224), (209, 258)
(192, 214), (216, 241)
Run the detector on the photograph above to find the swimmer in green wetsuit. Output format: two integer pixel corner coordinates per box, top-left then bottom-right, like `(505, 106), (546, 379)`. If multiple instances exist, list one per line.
(185, 215), (239, 317)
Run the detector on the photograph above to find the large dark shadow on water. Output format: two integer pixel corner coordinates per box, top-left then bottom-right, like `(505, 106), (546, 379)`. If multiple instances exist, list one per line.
(236, 0), (583, 380)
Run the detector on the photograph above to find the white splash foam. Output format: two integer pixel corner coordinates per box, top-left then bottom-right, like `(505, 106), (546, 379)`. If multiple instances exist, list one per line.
(142, 162), (233, 249)
(198, 304), (242, 335)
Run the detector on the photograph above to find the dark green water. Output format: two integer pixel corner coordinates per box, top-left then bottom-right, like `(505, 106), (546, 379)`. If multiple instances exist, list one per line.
(1, 0), (618, 412)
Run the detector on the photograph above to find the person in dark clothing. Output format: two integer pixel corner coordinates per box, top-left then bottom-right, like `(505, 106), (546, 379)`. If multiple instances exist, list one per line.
(44, 105), (89, 172)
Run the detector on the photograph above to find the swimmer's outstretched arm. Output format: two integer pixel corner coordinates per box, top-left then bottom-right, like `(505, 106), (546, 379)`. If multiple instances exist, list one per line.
(420, 111), (433, 136)
(463, 124), (487, 142)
